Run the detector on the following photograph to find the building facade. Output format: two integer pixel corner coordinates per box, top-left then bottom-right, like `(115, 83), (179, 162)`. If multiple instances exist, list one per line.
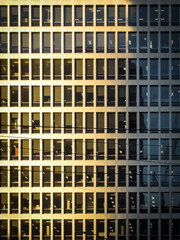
(0, 0), (180, 239)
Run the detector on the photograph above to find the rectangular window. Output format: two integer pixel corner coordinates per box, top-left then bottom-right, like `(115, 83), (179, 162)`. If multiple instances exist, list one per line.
(32, 86), (40, 106)
(118, 193), (126, 213)
(64, 140), (72, 160)
(107, 5), (115, 26)
(139, 32), (147, 53)
(53, 166), (61, 186)
(75, 59), (83, 79)
(161, 59), (169, 79)
(118, 32), (126, 53)
(139, 86), (148, 106)
(96, 32), (104, 53)
(96, 139), (104, 160)
(86, 6), (93, 26)
(161, 32), (169, 52)
(118, 5), (126, 26)
(96, 59), (104, 79)
(43, 193), (51, 213)
(32, 6), (39, 26)
(75, 6), (82, 26)
(96, 112), (104, 133)
(53, 140), (61, 160)
(10, 6), (18, 26)
(96, 86), (104, 106)
(129, 32), (137, 53)
(139, 5), (147, 26)
(150, 5), (158, 26)
(118, 59), (126, 79)
(0, 194), (8, 212)
(43, 59), (51, 80)
(75, 140), (83, 160)
(86, 193), (93, 213)
(150, 32), (158, 53)
(128, 5), (136, 26)
(107, 59), (115, 79)
(64, 86), (72, 106)
(21, 87), (29, 107)
(32, 139), (40, 160)
(75, 32), (83, 53)
(172, 58), (180, 79)
(32, 220), (40, 238)
(85, 33), (93, 53)
(161, 5), (169, 26)
(21, 193), (29, 213)
(0, 33), (7, 53)
(107, 32), (115, 53)
(86, 59), (93, 79)
(21, 32), (29, 53)
(86, 86), (93, 106)
(53, 59), (61, 80)
(21, 6), (29, 26)
(43, 113), (51, 133)
(32, 33), (40, 53)
(64, 6), (72, 26)
(32, 193), (40, 213)
(21, 59), (29, 80)
(172, 5), (180, 26)
(53, 6), (61, 26)
(129, 59), (137, 79)
(64, 59), (72, 80)
(43, 32), (50, 53)
(118, 113), (126, 133)
(64, 32), (72, 53)
(64, 113), (72, 133)
(53, 32), (61, 53)
(0, 6), (7, 26)
(42, 6), (51, 26)
(10, 33), (18, 53)
(10, 194), (18, 213)
(75, 86), (83, 106)
(0, 86), (7, 107)
(107, 86), (115, 106)
(53, 86), (61, 106)
(86, 166), (94, 186)
(21, 166), (29, 187)
(75, 113), (83, 133)
(107, 112), (115, 133)
(86, 139), (94, 160)
(86, 112), (94, 133)
(10, 86), (18, 106)
(53, 193), (61, 213)
(107, 139), (115, 160)
(171, 32), (180, 53)
(139, 59), (148, 80)
(96, 6), (104, 26)
(150, 59), (158, 80)
(43, 86), (50, 106)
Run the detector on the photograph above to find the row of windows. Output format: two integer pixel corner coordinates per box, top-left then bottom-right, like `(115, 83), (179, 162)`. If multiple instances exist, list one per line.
(1, 85), (180, 108)
(0, 165), (179, 188)
(0, 5), (180, 27)
(1, 111), (180, 134)
(0, 191), (180, 215)
(0, 138), (179, 161)
(0, 31), (180, 54)
(1, 219), (180, 240)
(0, 58), (180, 81)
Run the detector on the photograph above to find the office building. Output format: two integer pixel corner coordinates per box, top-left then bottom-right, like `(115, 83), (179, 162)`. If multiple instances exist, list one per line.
(0, 0), (180, 239)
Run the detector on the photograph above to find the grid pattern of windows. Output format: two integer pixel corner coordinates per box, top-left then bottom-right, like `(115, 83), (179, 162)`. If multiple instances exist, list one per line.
(0, 1), (180, 240)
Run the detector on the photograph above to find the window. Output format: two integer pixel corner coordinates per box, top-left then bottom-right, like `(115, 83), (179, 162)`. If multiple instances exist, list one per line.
(21, 87), (29, 107)
(118, 193), (126, 213)
(151, 113), (159, 133)
(172, 58), (180, 79)
(21, 59), (29, 80)
(64, 140), (72, 160)
(172, 112), (180, 133)
(107, 32), (115, 53)
(53, 59), (61, 80)
(139, 86), (148, 106)
(140, 139), (148, 160)
(129, 59), (137, 79)
(161, 32), (169, 52)
(10, 33), (18, 53)
(96, 6), (104, 26)
(43, 167), (51, 186)
(128, 5), (136, 26)
(139, 5), (147, 26)
(43, 86), (50, 106)
(0, 86), (7, 107)
(64, 32), (72, 53)
(150, 5), (158, 26)
(96, 166), (104, 187)
(53, 166), (61, 186)
(150, 59), (158, 79)
(150, 32), (158, 53)
(107, 59), (115, 79)
(32, 113), (40, 133)
(118, 166), (126, 186)
(129, 139), (137, 160)
(118, 5), (126, 26)
(139, 59), (148, 80)
(96, 32), (104, 53)
(54, 220), (61, 239)
(32, 33), (40, 53)
(32, 140), (40, 160)
(53, 6), (61, 26)
(107, 112), (115, 133)
(86, 33), (93, 53)
(86, 112), (94, 133)
(21, 220), (29, 240)
(161, 112), (169, 132)
(140, 166), (148, 186)
(10, 193), (18, 213)
(43, 59), (51, 80)
(0, 33), (7, 53)
(75, 166), (83, 185)
(43, 221), (51, 239)
(53, 140), (61, 159)
(107, 166), (115, 186)
(118, 59), (126, 80)
(64, 113), (72, 133)
(161, 59), (169, 79)
(129, 166), (137, 186)
(86, 59), (93, 80)
(75, 59), (83, 79)
(107, 85), (115, 106)
(129, 193), (137, 213)
(75, 32), (83, 53)
(86, 139), (94, 160)
(64, 193), (72, 213)
(150, 193), (159, 213)
(53, 32), (61, 53)
(150, 86), (158, 106)
(172, 5), (180, 26)
(129, 112), (136, 133)
(86, 166), (94, 186)
(150, 139), (158, 160)
(32, 6), (39, 26)
(0, 59), (7, 80)
(64, 59), (72, 80)
(10, 113), (18, 133)
(161, 166), (169, 186)
(107, 193), (115, 213)
(118, 32), (126, 53)
(32, 220), (40, 238)
(172, 86), (180, 106)
(75, 113), (83, 133)
(86, 193), (94, 213)
(43, 32), (50, 53)
(10, 166), (18, 187)
(129, 86), (136, 106)
(10, 6), (18, 26)
(140, 193), (148, 213)
(171, 32), (180, 53)
(21, 193), (29, 213)
(161, 139), (169, 160)
(139, 32), (147, 53)
(75, 193), (83, 213)
(75, 86), (83, 106)
(32, 86), (40, 106)
(75, 6), (82, 26)
(97, 193), (104, 213)
(118, 113), (126, 133)
(96, 86), (104, 106)
(32, 193), (40, 213)
(42, 6), (51, 26)
(21, 6), (29, 26)
(107, 139), (115, 160)
(96, 59), (104, 79)
(43, 113), (51, 133)
(161, 5), (169, 26)
(118, 139), (126, 160)
(86, 6), (93, 26)
(128, 32), (136, 53)
(107, 5), (115, 26)
(0, 6), (7, 26)
(64, 6), (72, 26)
(96, 139), (104, 160)
(43, 193), (51, 213)
(21, 32), (29, 53)
(86, 86), (93, 106)
(10, 220), (18, 239)
(21, 166), (29, 186)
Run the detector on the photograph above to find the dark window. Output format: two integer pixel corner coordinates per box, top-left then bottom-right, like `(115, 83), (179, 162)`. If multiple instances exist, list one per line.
(161, 5), (169, 26)
(139, 5), (147, 26)
(0, 6), (7, 26)
(42, 6), (51, 26)
(172, 5), (180, 26)
(75, 6), (82, 26)
(107, 5), (115, 26)
(118, 5), (126, 26)
(32, 6), (39, 26)
(86, 6), (93, 26)
(21, 6), (29, 26)
(150, 5), (158, 26)
(96, 6), (104, 26)
(53, 6), (61, 26)
(128, 5), (136, 26)
(10, 6), (18, 26)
